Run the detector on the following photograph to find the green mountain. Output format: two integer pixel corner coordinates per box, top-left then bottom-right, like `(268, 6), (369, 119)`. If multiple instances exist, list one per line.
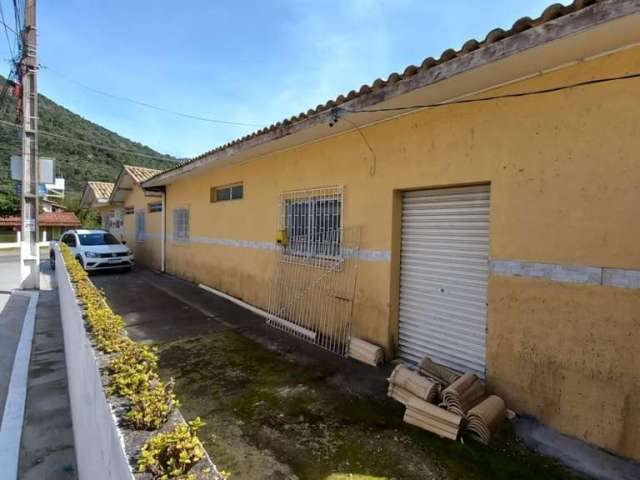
(0, 77), (178, 215)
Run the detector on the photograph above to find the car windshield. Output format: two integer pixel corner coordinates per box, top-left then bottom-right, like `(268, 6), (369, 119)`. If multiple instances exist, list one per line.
(77, 232), (121, 246)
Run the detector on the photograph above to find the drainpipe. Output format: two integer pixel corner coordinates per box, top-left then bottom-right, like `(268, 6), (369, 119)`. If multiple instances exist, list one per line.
(161, 187), (166, 273)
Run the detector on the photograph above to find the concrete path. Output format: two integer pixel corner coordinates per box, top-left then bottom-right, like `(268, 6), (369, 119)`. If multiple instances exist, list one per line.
(0, 255), (76, 479)
(18, 262), (76, 479)
(93, 267), (392, 399)
(0, 294), (29, 417)
(0, 254), (21, 294)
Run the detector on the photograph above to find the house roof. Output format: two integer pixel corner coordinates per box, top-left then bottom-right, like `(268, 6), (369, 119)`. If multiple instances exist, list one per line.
(109, 164), (162, 204)
(87, 181), (114, 201)
(123, 165), (161, 184)
(0, 211), (82, 228)
(79, 181), (114, 209)
(144, 0), (640, 188)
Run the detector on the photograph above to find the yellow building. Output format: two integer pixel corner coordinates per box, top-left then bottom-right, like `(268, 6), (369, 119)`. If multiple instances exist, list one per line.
(106, 165), (164, 270)
(140, 2), (640, 461)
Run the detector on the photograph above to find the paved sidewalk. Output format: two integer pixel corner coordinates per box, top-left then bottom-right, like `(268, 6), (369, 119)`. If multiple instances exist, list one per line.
(19, 264), (77, 479)
(0, 294), (29, 417)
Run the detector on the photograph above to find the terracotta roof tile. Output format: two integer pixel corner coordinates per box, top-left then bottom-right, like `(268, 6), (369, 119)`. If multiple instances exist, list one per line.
(123, 165), (161, 184)
(0, 211), (81, 227)
(87, 181), (114, 201)
(145, 0), (607, 182)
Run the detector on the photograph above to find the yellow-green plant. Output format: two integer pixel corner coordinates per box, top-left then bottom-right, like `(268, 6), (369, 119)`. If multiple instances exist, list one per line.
(126, 377), (179, 430)
(138, 418), (206, 479)
(58, 244), (208, 474)
(108, 339), (159, 397)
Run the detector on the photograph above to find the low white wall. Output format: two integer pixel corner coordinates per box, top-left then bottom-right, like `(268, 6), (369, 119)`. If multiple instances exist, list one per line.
(55, 248), (133, 480)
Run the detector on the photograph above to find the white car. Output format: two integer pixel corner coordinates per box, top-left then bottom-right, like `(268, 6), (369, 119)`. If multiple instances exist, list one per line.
(50, 229), (134, 272)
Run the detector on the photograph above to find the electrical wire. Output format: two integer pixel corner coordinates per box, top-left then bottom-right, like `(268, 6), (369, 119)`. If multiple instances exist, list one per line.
(39, 64), (265, 128)
(0, 2), (17, 60)
(0, 117), (178, 161)
(338, 115), (377, 176)
(342, 72), (640, 115)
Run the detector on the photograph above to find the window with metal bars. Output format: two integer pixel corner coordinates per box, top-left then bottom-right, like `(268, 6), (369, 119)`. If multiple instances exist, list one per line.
(135, 211), (145, 243)
(173, 208), (189, 242)
(281, 186), (342, 260)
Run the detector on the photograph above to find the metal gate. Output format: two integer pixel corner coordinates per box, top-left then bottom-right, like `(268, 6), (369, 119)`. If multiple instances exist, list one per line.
(266, 187), (360, 356)
(398, 185), (490, 376)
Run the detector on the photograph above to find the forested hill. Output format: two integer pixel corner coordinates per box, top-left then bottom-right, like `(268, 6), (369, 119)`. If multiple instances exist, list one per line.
(0, 76), (179, 214)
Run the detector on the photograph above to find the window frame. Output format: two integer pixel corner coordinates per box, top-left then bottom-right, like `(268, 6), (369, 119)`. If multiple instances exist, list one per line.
(280, 186), (343, 263)
(172, 207), (190, 243)
(148, 202), (162, 213)
(135, 210), (145, 243)
(61, 233), (77, 247)
(210, 182), (244, 203)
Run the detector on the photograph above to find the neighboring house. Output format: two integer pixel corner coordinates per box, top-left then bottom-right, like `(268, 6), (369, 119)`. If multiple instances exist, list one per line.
(108, 165), (163, 269)
(139, 1), (640, 462)
(0, 211), (81, 243)
(41, 199), (67, 213)
(79, 181), (121, 237)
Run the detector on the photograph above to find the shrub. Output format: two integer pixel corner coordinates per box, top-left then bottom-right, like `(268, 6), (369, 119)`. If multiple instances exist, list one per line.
(108, 339), (159, 397)
(138, 418), (206, 479)
(58, 244), (208, 474)
(126, 377), (179, 430)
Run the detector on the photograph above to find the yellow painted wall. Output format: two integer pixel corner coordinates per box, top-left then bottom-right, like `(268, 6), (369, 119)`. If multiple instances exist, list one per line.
(164, 46), (640, 459)
(122, 185), (163, 271)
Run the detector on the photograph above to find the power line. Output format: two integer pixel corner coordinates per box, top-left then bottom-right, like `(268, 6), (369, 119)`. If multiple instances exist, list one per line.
(0, 13), (17, 34)
(0, 3), (16, 59)
(39, 64), (265, 128)
(341, 72), (640, 115)
(0, 117), (178, 162)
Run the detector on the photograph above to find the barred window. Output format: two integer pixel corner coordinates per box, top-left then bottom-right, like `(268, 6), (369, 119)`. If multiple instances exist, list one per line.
(280, 186), (342, 259)
(135, 211), (145, 243)
(124, 206), (134, 215)
(148, 202), (162, 213)
(173, 208), (189, 242)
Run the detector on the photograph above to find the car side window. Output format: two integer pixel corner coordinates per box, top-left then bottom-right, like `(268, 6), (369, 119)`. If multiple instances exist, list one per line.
(62, 234), (76, 247)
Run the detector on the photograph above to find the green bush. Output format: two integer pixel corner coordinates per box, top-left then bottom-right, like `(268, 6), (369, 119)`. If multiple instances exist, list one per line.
(59, 244), (207, 475)
(138, 418), (206, 479)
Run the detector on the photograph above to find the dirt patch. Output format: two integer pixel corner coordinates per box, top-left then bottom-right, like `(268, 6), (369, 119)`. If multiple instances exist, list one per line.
(157, 331), (584, 480)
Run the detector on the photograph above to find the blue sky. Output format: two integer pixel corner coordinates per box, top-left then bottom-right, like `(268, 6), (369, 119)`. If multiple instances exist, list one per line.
(1, 0), (565, 159)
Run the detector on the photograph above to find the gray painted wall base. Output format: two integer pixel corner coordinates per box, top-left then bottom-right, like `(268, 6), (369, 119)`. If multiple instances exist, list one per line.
(513, 415), (640, 480)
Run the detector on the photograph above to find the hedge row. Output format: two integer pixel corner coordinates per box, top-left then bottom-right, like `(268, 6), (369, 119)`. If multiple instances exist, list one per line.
(60, 244), (209, 479)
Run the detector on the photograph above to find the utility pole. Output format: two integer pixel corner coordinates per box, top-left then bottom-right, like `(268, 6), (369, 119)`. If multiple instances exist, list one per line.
(19, 0), (39, 289)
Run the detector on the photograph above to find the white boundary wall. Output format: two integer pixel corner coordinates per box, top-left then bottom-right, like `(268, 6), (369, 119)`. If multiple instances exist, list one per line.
(55, 248), (133, 480)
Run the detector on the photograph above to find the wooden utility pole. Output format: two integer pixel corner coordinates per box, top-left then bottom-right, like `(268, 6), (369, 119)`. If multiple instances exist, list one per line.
(19, 0), (39, 289)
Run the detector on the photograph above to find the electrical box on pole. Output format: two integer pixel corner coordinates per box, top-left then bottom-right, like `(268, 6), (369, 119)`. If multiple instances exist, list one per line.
(19, 0), (39, 289)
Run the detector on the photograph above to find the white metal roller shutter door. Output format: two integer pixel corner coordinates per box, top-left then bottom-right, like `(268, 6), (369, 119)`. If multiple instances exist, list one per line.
(398, 185), (490, 376)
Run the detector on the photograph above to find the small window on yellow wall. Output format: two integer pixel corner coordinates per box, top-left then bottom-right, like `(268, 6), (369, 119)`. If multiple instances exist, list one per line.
(210, 183), (243, 203)
(148, 202), (162, 213)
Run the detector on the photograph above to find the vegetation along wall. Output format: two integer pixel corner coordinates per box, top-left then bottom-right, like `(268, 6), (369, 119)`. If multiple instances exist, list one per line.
(164, 47), (640, 460)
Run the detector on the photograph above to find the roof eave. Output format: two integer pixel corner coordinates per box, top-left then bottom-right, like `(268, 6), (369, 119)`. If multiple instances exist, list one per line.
(143, 0), (640, 188)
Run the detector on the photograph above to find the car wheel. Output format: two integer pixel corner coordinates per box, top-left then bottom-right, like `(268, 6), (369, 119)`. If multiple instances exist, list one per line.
(75, 255), (86, 270)
(49, 253), (55, 270)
